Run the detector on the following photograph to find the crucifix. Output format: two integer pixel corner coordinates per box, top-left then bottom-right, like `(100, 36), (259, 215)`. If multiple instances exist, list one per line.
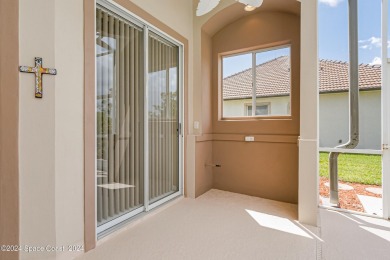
(19, 57), (57, 98)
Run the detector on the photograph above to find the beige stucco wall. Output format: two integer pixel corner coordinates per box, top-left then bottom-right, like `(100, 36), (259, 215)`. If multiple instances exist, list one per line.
(129, 0), (193, 43)
(319, 90), (381, 149)
(209, 11), (300, 203)
(193, 31), (214, 198)
(201, 31), (213, 134)
(0, 1), (19, 260)
(19, 0), (57, 258)
(19, 0), (84, 259)
(54, 0), (85, 253)
(18, 0), (194, 258)
(213, 139), (298, 202)
(195, 140), (213, 196)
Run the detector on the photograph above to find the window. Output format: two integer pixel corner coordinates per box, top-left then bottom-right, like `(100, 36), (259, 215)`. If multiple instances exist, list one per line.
(245, 103), (270, 116)
(222, 45), (291, 118)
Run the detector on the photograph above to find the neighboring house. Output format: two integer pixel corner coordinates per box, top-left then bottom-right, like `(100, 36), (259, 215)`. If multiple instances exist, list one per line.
(223, 58), (382, 149)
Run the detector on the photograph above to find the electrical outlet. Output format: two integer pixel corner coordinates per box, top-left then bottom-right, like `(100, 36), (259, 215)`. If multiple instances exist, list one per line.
(245, 136), (255, 142)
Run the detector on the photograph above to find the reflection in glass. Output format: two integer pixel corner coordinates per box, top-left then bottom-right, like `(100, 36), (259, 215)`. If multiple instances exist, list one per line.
(247, 104), (269, 116)
(222, 53), (252, 117)
(96, 8), (144, 226)
(148, 32), (180, 203)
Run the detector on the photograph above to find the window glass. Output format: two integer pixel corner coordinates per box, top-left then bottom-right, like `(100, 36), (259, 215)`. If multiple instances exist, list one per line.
(222, 46), (291, 118)
(222, 53), (252, 117)
(247, 104), (269, 116)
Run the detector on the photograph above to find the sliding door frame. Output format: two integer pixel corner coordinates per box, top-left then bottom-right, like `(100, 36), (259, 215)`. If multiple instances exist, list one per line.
(146, 28), (184, 212)
(382, 0), (389, 220)
(95, 0), (185, 234)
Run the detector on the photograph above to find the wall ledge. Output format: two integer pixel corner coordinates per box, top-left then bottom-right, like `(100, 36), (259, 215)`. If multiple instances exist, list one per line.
(196, 133), (298, 143)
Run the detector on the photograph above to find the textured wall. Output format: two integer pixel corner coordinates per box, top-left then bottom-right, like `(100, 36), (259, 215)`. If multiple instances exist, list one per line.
(19, 0), (85, 259)
(209, 11), (301, 203)
(0, 1), (19, 259)
(319, 90), (381, 149)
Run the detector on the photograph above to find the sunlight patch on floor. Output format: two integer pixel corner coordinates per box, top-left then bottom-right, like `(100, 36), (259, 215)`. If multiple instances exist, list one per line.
(360, 226), (390, 242)
(245, 209), (313, 239)
(353, 214), (390, 228)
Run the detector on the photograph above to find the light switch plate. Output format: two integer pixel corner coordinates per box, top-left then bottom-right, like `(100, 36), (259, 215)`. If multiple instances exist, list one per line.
(194, 121), (200, 129)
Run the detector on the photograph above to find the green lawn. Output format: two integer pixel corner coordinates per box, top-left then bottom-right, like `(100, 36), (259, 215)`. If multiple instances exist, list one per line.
(319, 152), (382, 186)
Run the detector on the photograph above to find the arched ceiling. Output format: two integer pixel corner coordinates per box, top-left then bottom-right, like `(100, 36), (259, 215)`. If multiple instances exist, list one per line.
(196, 0), (301, 36)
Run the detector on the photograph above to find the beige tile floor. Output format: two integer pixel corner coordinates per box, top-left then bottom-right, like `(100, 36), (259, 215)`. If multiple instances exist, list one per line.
(76, 189), (390, 260)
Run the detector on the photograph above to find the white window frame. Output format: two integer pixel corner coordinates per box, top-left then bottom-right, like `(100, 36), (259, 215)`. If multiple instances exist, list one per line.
(95, 0), (185, 235)
(221, 44), (292, 119)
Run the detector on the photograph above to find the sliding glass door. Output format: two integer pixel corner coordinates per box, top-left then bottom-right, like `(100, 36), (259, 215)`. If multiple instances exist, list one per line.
(96, 4), (182, 233)
(96, 7), (144, 228)
(148, 32), (180, 204)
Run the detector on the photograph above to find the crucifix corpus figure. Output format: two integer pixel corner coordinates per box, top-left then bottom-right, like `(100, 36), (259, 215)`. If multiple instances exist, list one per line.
(19, 57), (57, 98)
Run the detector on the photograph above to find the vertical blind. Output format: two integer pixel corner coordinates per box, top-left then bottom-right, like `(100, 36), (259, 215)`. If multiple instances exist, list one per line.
(148, 32), (179, 202)
(96, 8), (144, 226)
(96, 6), (181, 229)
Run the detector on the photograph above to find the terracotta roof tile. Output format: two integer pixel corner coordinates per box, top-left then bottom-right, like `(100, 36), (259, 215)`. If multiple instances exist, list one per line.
(223, 57), (381, 100)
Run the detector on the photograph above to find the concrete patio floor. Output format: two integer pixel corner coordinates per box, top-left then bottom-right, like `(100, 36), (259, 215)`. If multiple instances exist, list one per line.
(76, 189), (390, 260)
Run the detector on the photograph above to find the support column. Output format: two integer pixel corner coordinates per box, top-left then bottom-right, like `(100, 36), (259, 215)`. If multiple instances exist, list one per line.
(299, 0), (319, 226)
(382, 0), (390, 220)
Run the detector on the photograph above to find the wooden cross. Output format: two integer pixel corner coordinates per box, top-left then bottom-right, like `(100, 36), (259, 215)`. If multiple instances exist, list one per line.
(19, 57), (57, 98)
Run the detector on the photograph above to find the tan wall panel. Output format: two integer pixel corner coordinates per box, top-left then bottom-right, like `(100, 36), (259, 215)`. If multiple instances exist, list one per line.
(213, 141), (298, 203)
(186, 136), (196, 198)
(208, 134), (298, 143)
(206, 11), (300, 202)
(201, 31), (213, 134)
(129, 0), (193, 40)
(55, 0), (85, 252)
(193, 30), (214, 197)
(195, 141), (213, 197)
(0, 1), (19, 259)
